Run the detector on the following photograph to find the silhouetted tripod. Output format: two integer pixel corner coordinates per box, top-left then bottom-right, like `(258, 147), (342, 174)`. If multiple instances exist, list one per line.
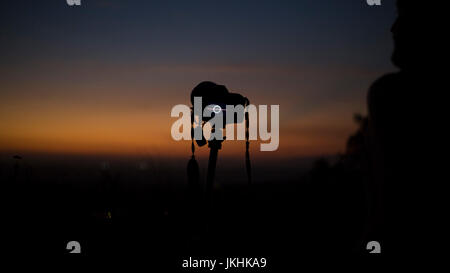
(187, 81), (251, 216)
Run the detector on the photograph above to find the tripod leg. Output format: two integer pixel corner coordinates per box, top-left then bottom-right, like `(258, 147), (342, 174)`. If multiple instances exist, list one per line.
(206, 146), (219, 210)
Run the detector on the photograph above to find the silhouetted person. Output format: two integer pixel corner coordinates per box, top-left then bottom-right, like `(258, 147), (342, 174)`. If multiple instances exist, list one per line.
(366, 0), (438, 254)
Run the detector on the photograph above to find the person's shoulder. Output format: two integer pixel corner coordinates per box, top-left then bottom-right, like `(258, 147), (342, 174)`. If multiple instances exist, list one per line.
(369, 72), (402, 95)
(367, 72), (403, 108)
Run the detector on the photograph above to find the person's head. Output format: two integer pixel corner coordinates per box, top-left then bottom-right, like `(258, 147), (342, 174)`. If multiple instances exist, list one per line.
(391, 0), (428, 70)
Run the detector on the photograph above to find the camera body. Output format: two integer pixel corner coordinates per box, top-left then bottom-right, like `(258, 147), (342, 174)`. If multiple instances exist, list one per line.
(191, 81), (249, 126)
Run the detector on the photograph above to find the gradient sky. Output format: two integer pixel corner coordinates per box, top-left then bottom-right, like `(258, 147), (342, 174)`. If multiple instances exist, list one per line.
(0, 0), (396, 159)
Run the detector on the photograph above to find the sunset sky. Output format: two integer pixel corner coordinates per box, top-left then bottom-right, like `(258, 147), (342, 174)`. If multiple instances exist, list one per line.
(0, 0), (396, 159)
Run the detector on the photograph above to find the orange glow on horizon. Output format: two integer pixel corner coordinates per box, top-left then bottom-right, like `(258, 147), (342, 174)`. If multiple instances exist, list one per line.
(0, 65), (364, 159)
(0, 101), (353, 159)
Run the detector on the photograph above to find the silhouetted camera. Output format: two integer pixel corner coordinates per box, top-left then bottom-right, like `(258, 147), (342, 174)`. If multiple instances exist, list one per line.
(190, 81), (249, 126)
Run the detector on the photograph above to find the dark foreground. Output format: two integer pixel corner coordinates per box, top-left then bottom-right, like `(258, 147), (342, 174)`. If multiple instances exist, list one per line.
(2, 157), (371, 268)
